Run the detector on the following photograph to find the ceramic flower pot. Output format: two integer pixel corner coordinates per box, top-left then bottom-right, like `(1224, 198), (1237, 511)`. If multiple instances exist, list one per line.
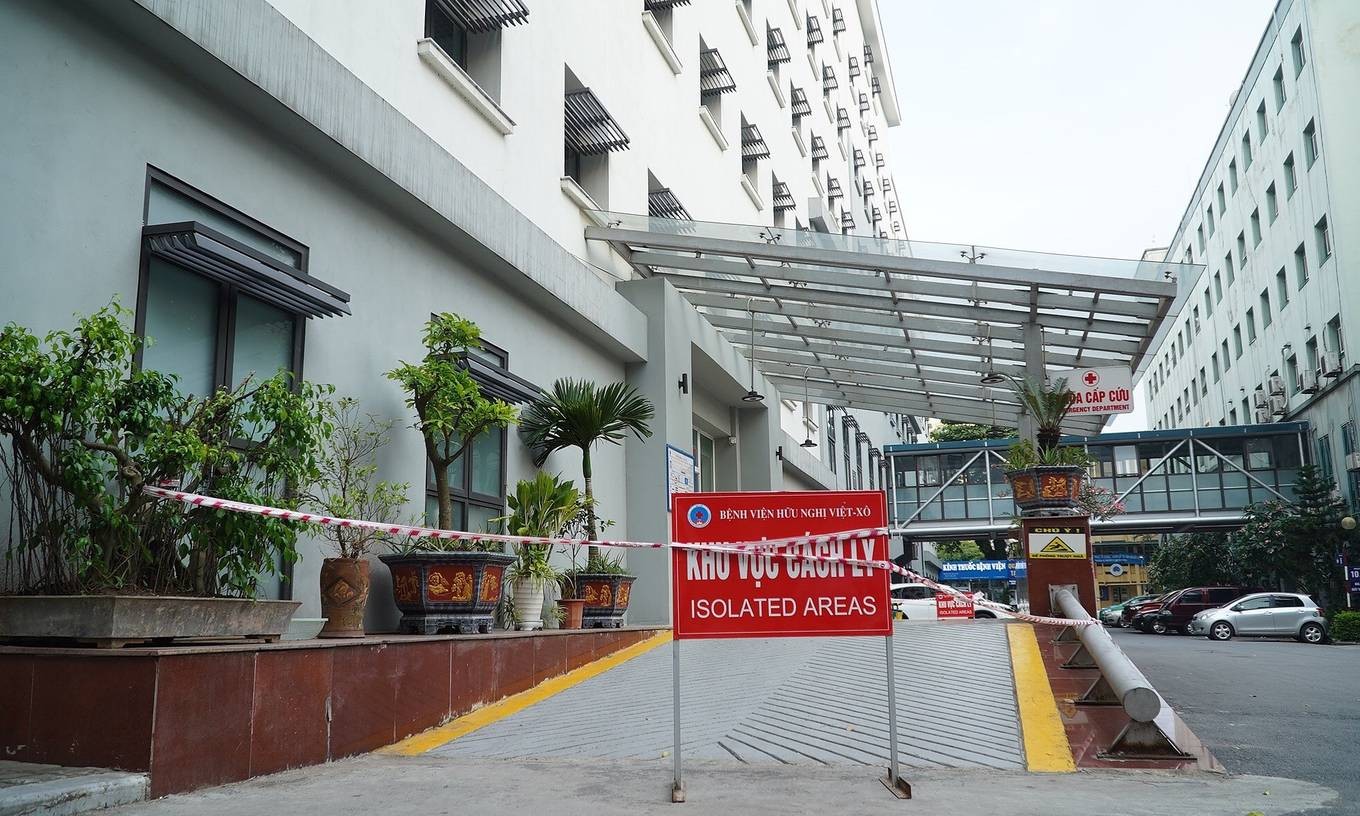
(512, 576), (546, 631)
(319, 557), (370, 638)
(574, 574), (635, 629)
(557, 598), (586, 629)
(1005, 466), (1086, 516)
(379, 551), (513, 634)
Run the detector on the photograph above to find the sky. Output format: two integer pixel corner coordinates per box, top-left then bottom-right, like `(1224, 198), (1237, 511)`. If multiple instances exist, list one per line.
(876, 0), (1276, 430)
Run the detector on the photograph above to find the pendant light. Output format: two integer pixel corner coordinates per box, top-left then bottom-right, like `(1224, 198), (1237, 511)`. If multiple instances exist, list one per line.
(800, 366), (817, 447)
(741, 298), (764, 402)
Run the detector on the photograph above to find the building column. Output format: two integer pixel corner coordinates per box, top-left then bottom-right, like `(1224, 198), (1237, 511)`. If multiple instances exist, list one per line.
(1019, 319), (1044, 442)
(737, 402), (782, 490)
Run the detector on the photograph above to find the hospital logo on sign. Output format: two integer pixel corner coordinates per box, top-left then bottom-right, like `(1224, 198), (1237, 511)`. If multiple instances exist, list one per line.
(687, 503), (712, 529)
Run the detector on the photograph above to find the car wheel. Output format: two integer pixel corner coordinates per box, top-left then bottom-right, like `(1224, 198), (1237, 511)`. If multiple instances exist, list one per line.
(1117, 619), (1127, 628)
(1209, 621), (1233, 641)
(1299, 622), (1325, 644)
(1150, 620), (1167, 635)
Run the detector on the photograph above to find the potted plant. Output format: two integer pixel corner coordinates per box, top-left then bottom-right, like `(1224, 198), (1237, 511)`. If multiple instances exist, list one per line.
(381, 312), (518, 634)
(519, 379), (653, 627)
(302, 397), (410, 638)
(497, 472), (577, 630)
(0, 303), (331, 646)
(1002, 376), (1088, 516)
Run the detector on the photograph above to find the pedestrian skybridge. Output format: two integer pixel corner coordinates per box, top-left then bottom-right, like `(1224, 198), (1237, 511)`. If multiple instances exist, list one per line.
(885, 423), (1310, 541)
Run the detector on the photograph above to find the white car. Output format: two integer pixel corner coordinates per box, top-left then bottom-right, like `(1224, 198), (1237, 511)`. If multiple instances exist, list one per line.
(890, 582), (997, 620)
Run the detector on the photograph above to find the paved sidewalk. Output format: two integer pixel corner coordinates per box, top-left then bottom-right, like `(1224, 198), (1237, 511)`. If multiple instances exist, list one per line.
(104, 754), (1339, 816)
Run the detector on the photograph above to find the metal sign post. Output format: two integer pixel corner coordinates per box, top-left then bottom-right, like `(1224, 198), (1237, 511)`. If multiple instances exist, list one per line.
(881, 629), (911, 798)
(671, 638), (684, 803)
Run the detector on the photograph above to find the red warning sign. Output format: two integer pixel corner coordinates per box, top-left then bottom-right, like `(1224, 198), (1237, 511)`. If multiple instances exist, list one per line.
(934, 592), (974, 619)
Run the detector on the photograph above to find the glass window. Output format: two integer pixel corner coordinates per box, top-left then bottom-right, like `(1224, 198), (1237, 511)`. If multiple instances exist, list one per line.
(140, 259), (219, 399)
(1177, 590), (1204, 604)
(1114, 445), (1139, 477)
(1291, 27), (1305, 76)
(1237, 596), (1272, 611)
(1246, 438), (1273, 470)
(231, 294), (294, 386)
(146, 179), (302, 269)
(1272, 595), (1304, 608)
(1284, 153), (1297, 196)
(1303, 120), (1319, 167)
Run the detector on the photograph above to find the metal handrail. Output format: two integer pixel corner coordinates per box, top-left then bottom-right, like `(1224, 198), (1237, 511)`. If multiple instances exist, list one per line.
(1054, 589), (1160, 723)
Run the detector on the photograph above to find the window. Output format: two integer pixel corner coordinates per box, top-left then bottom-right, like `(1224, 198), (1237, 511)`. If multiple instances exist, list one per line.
(1199, 368), (1207, 397)
(1273, 65), (1286, 110)
(1266, 182), (1278, 222)
(1259, 290), (1271, 328)
(1318, 434), (1334, 482)
(1241, 132), (1252, 169)
(1294, 243), (1309, 287)
(826, 409), (836, 473)
(1196, 225), (1206, 253)
(1237, 232), (1248, 268)
(1224, 252), (1234, 284)
(1237, 596), (1273, 611)
(1213, 271), (1223, 303)
(1212, 352), (1220, 382)
(426, 422), (507, 532)
(699, 43), (736, 127)
(1250, 208), (1261, 246)
(1228, 159), (1238, 194)
(1304, 119), (1319, 168)
(1216, 183), (1226, 215)
(1305, 336), (1319, 375)
(137, 172), (343, 403)
(1315, 215), (1331, 261)
(1221, 339), (1232, 372)
(424, 0), (526, 105)
(563, 79), (630, 206)
(1276, 268), (1289, 308)
(1206, 205), (1215, 237)
(1233, 325), (1243, 358)
(1284, 152), (1297, 197)
(1192, 306), (1201, 334)
(740, 116), (770, 188)
(693, 430), (717, 492)
(1203, 288), (1213, 317)
(1291, 26), (1305, 76)
(645, 0), (680, 46)
(1286, 354), (1299, 395)
(1229, 408), (1237, 424)
(841, 418), (852, 481)
(1246, 308), (1257, 343)
(1256, 101), (1268, 139)
(1273, 595), (1305, 608)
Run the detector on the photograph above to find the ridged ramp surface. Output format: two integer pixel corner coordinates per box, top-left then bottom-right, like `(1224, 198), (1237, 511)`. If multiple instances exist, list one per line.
(432, 621), (1025, 769)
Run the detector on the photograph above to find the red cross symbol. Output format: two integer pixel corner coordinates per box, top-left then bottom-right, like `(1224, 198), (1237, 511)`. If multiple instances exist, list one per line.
(1082, 370), (1100, 387)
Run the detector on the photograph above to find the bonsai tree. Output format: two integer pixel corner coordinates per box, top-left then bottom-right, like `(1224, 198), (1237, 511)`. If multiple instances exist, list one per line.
(303, 397), (410, 559)
(0, 302), (332, 597)
(518, 379), (654, 563)
(1010, 376), (1075, 451)
(386, 313), (516, 531)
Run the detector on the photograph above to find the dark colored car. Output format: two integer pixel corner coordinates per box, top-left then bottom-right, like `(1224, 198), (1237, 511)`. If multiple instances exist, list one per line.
(1148, 586), (1259, 634)
(1122, 594), (1168, 629)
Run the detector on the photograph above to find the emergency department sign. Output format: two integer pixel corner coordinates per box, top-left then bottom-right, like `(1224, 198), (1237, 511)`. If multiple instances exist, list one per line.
(1027, 524), (1089, 560)
(1056, 365), (1133, 415)
(670, 491), (890, 639)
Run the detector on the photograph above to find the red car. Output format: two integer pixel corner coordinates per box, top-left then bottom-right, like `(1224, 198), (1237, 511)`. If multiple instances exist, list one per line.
(1121, 593), (1168, 630)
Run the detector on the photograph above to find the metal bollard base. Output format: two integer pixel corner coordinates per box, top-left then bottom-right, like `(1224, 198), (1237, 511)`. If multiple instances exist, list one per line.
(880, 772), (913, 799)
(671, 781), (686, 803)
(1100, 720), (1192, 760)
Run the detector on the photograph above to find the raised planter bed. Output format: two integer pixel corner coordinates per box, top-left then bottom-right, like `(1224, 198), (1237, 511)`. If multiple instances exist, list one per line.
(0, 596), (300, 648)
(380, 551), (512, 634)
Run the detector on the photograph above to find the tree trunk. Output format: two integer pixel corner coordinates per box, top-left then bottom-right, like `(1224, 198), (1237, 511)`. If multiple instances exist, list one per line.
(1036, 429), (1060, 453)
(581, 446), (599, 564)
(433, 460), (453, 531)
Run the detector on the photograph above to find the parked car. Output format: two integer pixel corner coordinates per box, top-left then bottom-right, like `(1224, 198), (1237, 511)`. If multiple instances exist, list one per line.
(890, 583), (998, 620)
(1148, 586), (1259, 634)
(1101, 594), (1158, 627)
(1123, 594), (1170, 631)
(1187, 593), (1329, 643)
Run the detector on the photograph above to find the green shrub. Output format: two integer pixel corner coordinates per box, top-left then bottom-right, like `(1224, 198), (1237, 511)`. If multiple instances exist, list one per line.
(1330, 611), (1360, 642)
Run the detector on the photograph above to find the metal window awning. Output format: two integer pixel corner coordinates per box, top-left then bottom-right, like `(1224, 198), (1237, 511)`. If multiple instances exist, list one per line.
(457, 352), (542, 405)
(432, 0), (528, 32)
(790, 87), (812, 119)
(872, 207), (882, 222)
(875, 152), (885, 168)
(772, 181), (795, 211)
(840, 210), (855, 229)
(766, 26), (791, 65)
(837, 108), (850, 130)
(648, 188), (691, 220)
(143, 222), (350, 318)
(584, 212), (1193, 432)
(859, 93), (870, 113)
(644, 0), (690, 11)
(881, 177), (892, 192)
(564, 88), (629, 155)
(887, 199), (898, 213)
(864, 44), (874, 64)
(863, 180), (875, 196)
(867, 125), (878, 143)
(831, 7), (846, 33)
(741, 124), (771, 160)
(871, 76), (882, 96)
(700, 49), (737, 97)
(806, 14), (824, 44)
(848, 56), (861, 79)
(826, 176), (843, 199)
(853, 149), (866, 168)
(810, 135), (829, 161)
(822, 65), (837, 93)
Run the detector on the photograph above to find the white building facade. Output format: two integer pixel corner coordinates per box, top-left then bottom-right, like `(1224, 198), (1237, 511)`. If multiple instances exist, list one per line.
(1141, 0), (1360, 504)
(0, 0), (911, 626)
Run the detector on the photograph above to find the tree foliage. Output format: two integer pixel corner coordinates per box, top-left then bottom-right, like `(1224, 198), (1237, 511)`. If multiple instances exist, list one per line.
(927, 421), (1015, 444)
(1, 303), (332, 597)
(935, 540), (985, 561)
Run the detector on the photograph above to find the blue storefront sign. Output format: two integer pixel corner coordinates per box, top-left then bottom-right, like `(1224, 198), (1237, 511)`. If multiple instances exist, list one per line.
(1093, 553), (1147, 566)
(940, 560), (1027, 581)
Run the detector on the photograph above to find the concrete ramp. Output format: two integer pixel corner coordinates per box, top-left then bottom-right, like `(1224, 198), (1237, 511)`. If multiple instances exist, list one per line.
(432, 621), (1025, 769)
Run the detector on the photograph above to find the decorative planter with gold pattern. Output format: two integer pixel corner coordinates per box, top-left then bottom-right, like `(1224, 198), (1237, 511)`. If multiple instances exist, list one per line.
(1004, 466), (1086, 516)
(573, 573), (635, 629)
(379, 551), (512, 634)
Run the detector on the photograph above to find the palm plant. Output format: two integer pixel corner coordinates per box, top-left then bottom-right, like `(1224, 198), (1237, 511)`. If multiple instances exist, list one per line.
(1010, 376), (1075, 451)
(518, 379), (654, 563)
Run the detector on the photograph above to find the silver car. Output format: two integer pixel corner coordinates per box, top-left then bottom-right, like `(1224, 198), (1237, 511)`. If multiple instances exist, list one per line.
(1187, 592), (1328, 643)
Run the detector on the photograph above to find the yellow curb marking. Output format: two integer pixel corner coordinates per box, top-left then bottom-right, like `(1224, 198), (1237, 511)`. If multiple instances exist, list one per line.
(1007, 623), (1076, 772)
(383, 630), (673, 756)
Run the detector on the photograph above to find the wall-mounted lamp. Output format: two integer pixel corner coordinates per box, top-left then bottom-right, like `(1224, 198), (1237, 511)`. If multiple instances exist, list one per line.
(775, 445), (784, 462)
(677, 373), (689, 395)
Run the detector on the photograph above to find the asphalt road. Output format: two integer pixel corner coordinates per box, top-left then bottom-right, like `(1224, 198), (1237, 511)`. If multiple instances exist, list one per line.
(1111, 626), (1360, 816)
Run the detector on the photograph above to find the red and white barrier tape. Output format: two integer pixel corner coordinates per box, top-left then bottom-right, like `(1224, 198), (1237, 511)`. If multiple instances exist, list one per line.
(143, 486), (1095, 627)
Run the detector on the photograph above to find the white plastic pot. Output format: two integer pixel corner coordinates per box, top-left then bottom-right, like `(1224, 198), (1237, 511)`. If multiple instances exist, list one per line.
(513, 577), (546, 631)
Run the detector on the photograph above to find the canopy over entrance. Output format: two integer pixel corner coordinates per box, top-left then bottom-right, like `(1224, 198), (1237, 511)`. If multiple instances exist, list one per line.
(587, 213), (1196, 435)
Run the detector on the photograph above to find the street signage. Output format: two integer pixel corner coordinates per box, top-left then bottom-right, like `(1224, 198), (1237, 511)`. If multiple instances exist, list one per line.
(1346, 565), (1360, 593)
(1028, 524), (1088, 560)
(1055, 365), (1133, 415)
(940, 560), (1009, 580)
(665, 444), (695, 511)
(670, 491), (890, 639)
(934, 592), (974, 619)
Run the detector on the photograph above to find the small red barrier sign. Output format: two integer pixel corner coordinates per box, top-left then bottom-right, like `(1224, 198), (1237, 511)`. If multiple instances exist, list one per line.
(670, 491), (890, 640)
(935, 592), (974, 619)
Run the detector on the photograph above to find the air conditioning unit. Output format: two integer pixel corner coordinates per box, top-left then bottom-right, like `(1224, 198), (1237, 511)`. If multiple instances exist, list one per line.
(1298, 368), (1320, 394)
(1346, 452), (1360, 472)
(1322, 351), (1343, 377)
(1268, 395), (1287, 415)
(1252, 389), (1268, 408)
(1268, 375), (1287, 396)
(1253, 407), (1272, 424)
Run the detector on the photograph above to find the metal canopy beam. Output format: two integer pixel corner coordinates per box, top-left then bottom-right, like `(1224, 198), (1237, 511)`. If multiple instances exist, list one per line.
(762, 361), (1024, 404)
(722, 333), (1029, 377)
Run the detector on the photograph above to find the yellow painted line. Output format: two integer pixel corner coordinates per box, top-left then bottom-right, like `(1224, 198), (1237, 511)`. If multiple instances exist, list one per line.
(383, 630), (673, 756)
(1007, 624), (1076, 773)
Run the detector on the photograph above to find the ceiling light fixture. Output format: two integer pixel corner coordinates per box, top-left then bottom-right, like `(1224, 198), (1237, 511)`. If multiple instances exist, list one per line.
(742, 298), (764, 402)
